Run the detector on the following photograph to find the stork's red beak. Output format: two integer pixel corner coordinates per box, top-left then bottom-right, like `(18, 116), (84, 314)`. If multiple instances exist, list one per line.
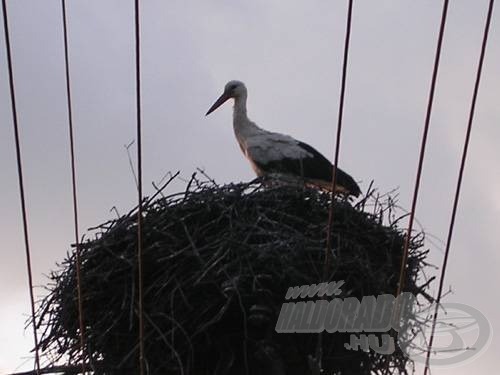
(205, 92), (231, 116)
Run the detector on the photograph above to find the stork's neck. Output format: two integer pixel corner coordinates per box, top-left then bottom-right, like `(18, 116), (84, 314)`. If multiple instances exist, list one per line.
(232, 94), (248, 121)
(232, 93), (260, 142)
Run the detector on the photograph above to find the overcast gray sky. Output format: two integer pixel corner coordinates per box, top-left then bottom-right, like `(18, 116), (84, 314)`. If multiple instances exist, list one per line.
(1, 0), (499, 373)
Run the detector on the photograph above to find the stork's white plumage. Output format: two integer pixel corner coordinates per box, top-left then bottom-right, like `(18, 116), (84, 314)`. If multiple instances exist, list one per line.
(206, 80), (361, 197)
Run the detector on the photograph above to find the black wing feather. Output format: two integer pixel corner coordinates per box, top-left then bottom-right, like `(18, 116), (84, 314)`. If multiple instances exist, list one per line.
(254, 141), (361, 196)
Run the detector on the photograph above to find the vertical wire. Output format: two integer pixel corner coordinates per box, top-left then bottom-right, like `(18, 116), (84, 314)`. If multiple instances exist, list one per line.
(423, 1), (495, 373)
(60, 1), (86, 373)
(395, 0), (449, 299)
(134, 0), (145, 374)
(324, 0), (354, 280)
(317, 0), (354, 370)
(1, 1), (41, 373)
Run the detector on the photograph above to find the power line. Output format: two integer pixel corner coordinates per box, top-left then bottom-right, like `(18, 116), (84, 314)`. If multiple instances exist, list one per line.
(60, 1), (86, 373)
(1, 0), (41, 373)
(424, 0), (495, 373)
(316, 1), (354, 371)
(325, 0), (354, 279)
(134, 1), (145, 374)
(396, 0), (450, 298)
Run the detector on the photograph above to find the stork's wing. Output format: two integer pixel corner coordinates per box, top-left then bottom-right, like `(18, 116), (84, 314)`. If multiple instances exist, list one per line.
(246, 132), (361, 196)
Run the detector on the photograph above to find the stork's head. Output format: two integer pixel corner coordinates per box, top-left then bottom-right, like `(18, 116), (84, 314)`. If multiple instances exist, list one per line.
(205, 80), (247, 116)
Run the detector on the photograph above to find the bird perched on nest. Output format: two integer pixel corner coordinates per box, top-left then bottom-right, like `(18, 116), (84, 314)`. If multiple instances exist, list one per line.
(206, 80), (361, 197)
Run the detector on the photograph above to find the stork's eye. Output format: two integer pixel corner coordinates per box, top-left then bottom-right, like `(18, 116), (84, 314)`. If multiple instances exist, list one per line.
(230, 84), (237, 90)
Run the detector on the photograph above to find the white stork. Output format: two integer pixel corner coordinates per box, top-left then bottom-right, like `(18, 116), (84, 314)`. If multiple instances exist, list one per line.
(205, 80), (361, 197)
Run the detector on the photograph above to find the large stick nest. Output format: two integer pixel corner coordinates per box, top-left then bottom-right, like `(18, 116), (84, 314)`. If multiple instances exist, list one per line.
(36, 175), (431, 375)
